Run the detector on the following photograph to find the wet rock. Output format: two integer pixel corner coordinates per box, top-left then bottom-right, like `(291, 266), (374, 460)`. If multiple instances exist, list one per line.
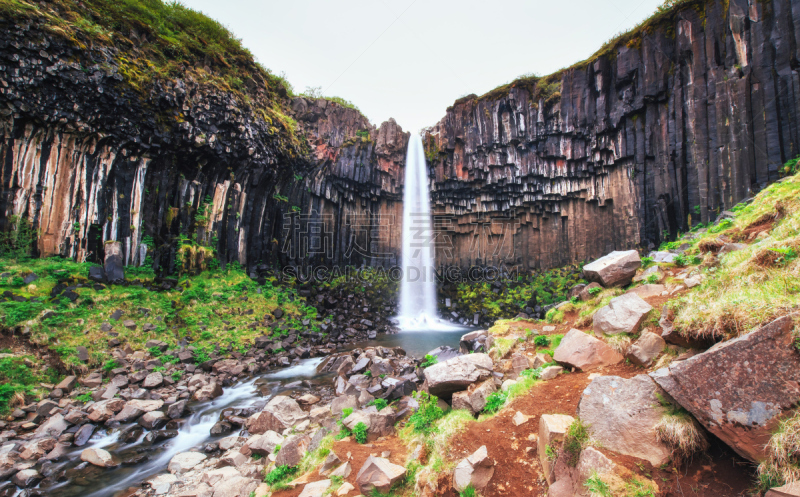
(553, 329), (623, 371)
(578, 375), (670, 466)
(423, 353), (493, 397)
(143, 430), (178, 444)
(651, 315), (800, 462)
(167, 400), (187, 419)
(355, 456), (406, 495)
(80, 447), (116, 467)
(583, 250), (641, 287)
(11, 468), (42, 488)
(625, 332), (665, 367)
(73, 424), (95, 446)
(20, 438), (56, 460)
(138, 411), (167, 430)
(593, 293), (653, 335)
(33, 413), (68, 439)
(194, 382), (224, 402)
(453, 445), (495, 493)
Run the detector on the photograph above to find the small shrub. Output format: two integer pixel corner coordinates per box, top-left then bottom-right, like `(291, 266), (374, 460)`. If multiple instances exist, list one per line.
(264, 465), (296, 486)
(482, 391), (507, 414)
(545, 308), (565, 324)
(407, 391), (444, 434)
(644, 274), (660, 284)
(171, 371), (182, 381)
(102, 359), (119, 372)
(545, 444), (557, 461)
(584, 472), (612, 497)
(420, 354), (438, 368)
(588, 286), (602, 296)
(533, 335), (551, 347)
(459, 484), (477, 497)
(353, 421), (368, 444)
(563, 419), (590, 467)
(367, 398), (388, 411)
(342, 407), (353, 419)
(76, 392), (93, 403)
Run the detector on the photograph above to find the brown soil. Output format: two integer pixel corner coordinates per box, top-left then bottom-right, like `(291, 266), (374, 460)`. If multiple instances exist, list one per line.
(270, 435), (408, 497)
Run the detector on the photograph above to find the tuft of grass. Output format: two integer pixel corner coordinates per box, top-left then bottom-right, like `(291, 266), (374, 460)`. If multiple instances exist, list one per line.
(407, 391), (445, 434)
(545, 308), (565, 324)
(459, 484), (477, 497)
(421, 354), (438, 368)
(562, 419), (590, 467)
(481, 391), (507, 414)
(353, 421), (368, 444)
(264, 465), (297, 487)
(758, 410), (800, 490)
(655, 412), (708, 463)
(490, 337), (515, 359)
(585, 472), (612, 497)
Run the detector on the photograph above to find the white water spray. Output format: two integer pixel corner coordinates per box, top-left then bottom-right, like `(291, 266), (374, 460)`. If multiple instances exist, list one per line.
(397, 134), (459, 331)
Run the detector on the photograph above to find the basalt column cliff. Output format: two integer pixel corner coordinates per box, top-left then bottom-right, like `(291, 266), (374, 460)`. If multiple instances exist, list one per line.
(424, 0), (800, 270)
(0, 11), (406, 273)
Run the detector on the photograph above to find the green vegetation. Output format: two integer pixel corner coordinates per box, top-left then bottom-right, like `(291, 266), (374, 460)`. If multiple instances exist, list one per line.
(264, 464), (297, 488)
(0, 355), (59, 413)
(533, 335), (550, 347)
(459, 484), (477, 497)
(0, 256), (321, 370)
(545, 307), (565, 324)
(407, 391), (445, 434)
(482, 391), (507, 414)
(353, 421), (368, 444)
(758, 410), (800, 491)
(0, 215), (38, 260)
(420, 354), (438, 368)
(562, 419), (590, 467)
(668, 164), (800, 341)
(450, 265), (585, 322)
(1, 0), (306, 152)
(367, 398), (388, 411)
(584, 472), (612, 497)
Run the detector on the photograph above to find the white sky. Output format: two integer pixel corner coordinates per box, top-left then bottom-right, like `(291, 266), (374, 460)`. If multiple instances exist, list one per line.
(182, 0), (666, 132)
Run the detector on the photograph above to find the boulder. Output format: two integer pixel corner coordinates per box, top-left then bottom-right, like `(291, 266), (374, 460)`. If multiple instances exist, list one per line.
(87, 398), (125, 422)
(423, 353), (493, 397)
(115, 399), (164, 422)
(578, 282), (602, 301)
(81, 447), (116, 467)
(626, 332), (665, 366)
(211, 475), (259, 497)
(577, 375), (670, 466)
(453, 445), (495, 493)
(627, 284), (666, 299)
(330, 461), (352, 478)
(169, 451), (207, 474)
(20, 438), (57, 460)
(34, 413), (68, 439)
(194, 382), (224, 402)
(143, 372), (164, 389)
(56, 375), (78, 392)
(319, 451), (342, 476)
(451, 380), (497, 416)
(104, 241), (125, 282)
(244, 431), (284, 455)
(539, 414), (574, 484)
(298, 480), (331, 497)
(548, 447), (616, 497)
(766, 482), (800, 497)
(247, 396), (308, 434)
(330, 395), (358, 416)
(583, 250), (641, 287)
(651, 315), (800, 462)
(168, 399), (187, 419)
(355, 456), (406, 494)
(275, 434), (310, 468)
(552, 329), (623, 371)
(12, 469), (42, 488)
(648, 251), (677, 263)
(539, 365), (563, 380)
(139, 411), (167, 429)
(459, 329), (490, 354)
(593, 293), (653, 336)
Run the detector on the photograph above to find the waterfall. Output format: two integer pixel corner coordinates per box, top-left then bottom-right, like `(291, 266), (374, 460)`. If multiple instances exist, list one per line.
(397, 135), (458, 331)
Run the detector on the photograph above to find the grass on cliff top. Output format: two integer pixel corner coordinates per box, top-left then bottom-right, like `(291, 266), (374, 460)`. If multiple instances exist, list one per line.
(461, 0), (707, 106)
(668, 167), (800, 341)
(0, 256), (320, 370)
(1, 0), (305, 150)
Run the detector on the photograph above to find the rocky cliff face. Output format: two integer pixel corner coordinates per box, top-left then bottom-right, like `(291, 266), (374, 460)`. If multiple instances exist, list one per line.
(0, 17), (406, 272)
(424, 0), (800, 270)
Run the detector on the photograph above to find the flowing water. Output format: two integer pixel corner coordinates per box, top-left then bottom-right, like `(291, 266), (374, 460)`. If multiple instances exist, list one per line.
(39, 331), (465, 497)
(397, 134), (460, 331)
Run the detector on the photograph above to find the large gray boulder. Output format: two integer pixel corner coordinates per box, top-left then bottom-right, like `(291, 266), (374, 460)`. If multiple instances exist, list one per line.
(246, 395), (308, 434)
(583, 250), (641, 287)
(577, 375), (670, 466)
(355, 456), (406, 494)
(553, 329), (623, 371)
(651, 315), (800, 462)
(424, 353), (493, 397)
(593, 293), (653, 336)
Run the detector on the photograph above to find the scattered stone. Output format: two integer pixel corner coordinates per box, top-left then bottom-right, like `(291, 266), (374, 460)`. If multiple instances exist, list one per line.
(583, 250), (641, 287)
(423, 353), (493, 396)
(512, 411), (530, 426)
(169, 452), (207, 474)
(143, 372), (164, 389)
(578, 374), (670, 466)
(355, 456), (406, 494)
(453, 445), (495, 493)
(593, 293), (653, 335)
(298, 480), (331, 497)
(626, 332), (665, 367)
(81, 447), (116, 467)
(193, 382), (223, 402)
(539, 414), (574, 484)
(651, 315), (800, 462)
(12, 468), (42, 488)
(451, 379), (497, 416)
(553, 329), (623, 371)
(247, 396), (308, 434)
(539, 365), (563, 380)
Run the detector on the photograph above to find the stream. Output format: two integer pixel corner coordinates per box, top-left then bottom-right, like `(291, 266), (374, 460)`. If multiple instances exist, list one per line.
(37, 330), (464, 497)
